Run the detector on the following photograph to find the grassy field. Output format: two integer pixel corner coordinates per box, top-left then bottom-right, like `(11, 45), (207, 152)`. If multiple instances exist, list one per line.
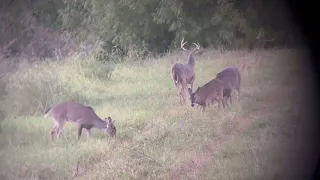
(0, 48), (318, 180)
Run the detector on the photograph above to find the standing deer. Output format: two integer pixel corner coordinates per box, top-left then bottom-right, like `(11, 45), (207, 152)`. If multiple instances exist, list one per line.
(216, 66), (241, 102)
(171, 38), (203, 104)
(190, 78), (227, 112)
(44, 101), (116, 141)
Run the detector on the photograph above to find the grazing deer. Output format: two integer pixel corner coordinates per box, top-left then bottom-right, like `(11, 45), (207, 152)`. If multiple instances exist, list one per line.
(216, 66), (241, 101)
(192, 88), (232, 109)
(44, 101), (116, 141)
(171, 38), (203, 104)
(190, 78), (227, 112)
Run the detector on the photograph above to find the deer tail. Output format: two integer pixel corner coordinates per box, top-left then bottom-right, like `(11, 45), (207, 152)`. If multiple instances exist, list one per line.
(44, 107), (52, 119)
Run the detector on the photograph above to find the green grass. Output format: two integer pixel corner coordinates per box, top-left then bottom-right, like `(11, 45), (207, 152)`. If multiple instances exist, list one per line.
(0, 48), (317, 180)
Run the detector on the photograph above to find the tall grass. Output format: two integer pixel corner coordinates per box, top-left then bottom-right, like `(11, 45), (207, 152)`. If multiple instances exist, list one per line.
(1, 54), (114, 117)
(0, 48), (316, 180)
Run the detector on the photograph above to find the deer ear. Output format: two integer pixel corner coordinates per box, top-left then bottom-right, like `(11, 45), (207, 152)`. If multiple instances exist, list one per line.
(112, 120), (116, 124)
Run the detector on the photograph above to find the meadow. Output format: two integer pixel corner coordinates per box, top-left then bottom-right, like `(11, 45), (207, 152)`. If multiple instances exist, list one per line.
(0, 48), (317, 180)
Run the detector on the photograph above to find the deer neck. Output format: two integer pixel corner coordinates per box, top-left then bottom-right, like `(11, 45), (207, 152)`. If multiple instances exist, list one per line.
(93, 118), (107, 130)
(187, 54), (196, 68)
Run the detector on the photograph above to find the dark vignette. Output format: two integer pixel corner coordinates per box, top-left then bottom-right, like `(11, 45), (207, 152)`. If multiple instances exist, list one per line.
(0, 0), (319, 179)
(285, 0), (320, 179)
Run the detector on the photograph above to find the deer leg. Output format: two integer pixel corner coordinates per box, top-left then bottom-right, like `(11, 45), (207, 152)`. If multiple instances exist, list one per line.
(86, 128), (91, 140)
(210, 99), (215, 108)
(178, 90), (183, 105)
(187, 77), (195, 101)
(50, 125), (58, 141)
(187, 84), (192, 97)
(177, 86), (182, 104)
(211, 99), (215, 108)
(56, 128), (61, 138)
(200, 106), (204, 115)
(216, 98), (221, 109)
(233, 85), (240, 100)
(77, 124), (84, 141)
(214, 96), (219, 109)
(216, 97), (225, 113)
(222, 98), (226, 108)
(236, 88), (240, 100)
(224, 89), (231, 106)
(202, 103), (207, 113)
(56, 120), (66, 138)
(173, 80), (178, 88)
(172, 72), (179, 88)
(218, 96), (225, 110)
(224, 96), (229, 108)
(179, 79), (188, 105)
(180, 91), (186, 105)
(221, 99), (227, 113)
(220, 88), (226, 109)
(187, 86), (192, 104)
(174, 80), (179, 90)
(177, 85), (184, 105)
(181, 93), (186, 104)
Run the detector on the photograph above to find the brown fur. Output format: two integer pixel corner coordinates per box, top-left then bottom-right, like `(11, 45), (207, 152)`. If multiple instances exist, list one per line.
(191, 78), (226, 112)
(171, 38), (203, 104)
(44, 101), (116, 141)
(216, 66), (241, 102)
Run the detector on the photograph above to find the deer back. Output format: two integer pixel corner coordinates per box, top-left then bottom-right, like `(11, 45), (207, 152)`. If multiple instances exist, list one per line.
(216, 66), (240, 89)
(171, 63), (196, 86)
(194, 79), (224, 103)
(50, 101), (103, 125)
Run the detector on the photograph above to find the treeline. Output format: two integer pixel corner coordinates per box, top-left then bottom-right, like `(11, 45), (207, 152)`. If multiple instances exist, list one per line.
(1, 0), (300, 62)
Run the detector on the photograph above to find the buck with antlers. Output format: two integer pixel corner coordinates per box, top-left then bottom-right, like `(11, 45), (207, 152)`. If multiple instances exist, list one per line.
(171, 38), (203, 104)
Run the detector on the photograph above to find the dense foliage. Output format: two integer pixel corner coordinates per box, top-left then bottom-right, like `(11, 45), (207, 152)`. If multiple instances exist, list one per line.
(1, 0), (300, 61)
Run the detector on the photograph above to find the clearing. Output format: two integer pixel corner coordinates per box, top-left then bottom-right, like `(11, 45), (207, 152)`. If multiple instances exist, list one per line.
(0, 48), (318, 180)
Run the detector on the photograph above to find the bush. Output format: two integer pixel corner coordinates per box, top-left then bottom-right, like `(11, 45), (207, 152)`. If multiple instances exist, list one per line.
(0, 54), (114, 117)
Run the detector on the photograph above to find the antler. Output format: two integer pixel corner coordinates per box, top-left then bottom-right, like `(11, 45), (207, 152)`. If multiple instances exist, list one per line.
(180, 38), (187, 51)
(192, 42), (200, 50)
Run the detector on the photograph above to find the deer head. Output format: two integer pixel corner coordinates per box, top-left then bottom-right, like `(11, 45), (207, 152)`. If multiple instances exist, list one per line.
(104, 116), (116, 137)
(190, 87), (200, 107)
(180, 38), (203, 57)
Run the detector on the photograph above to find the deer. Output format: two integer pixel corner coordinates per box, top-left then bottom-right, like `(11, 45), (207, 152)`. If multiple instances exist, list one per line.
(44, 101), (116, 141)
(193, 88), (232, 109)
(171, 38), (203, 104)
(215, 66), (241, 102)
(190, 78), (227, 112)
